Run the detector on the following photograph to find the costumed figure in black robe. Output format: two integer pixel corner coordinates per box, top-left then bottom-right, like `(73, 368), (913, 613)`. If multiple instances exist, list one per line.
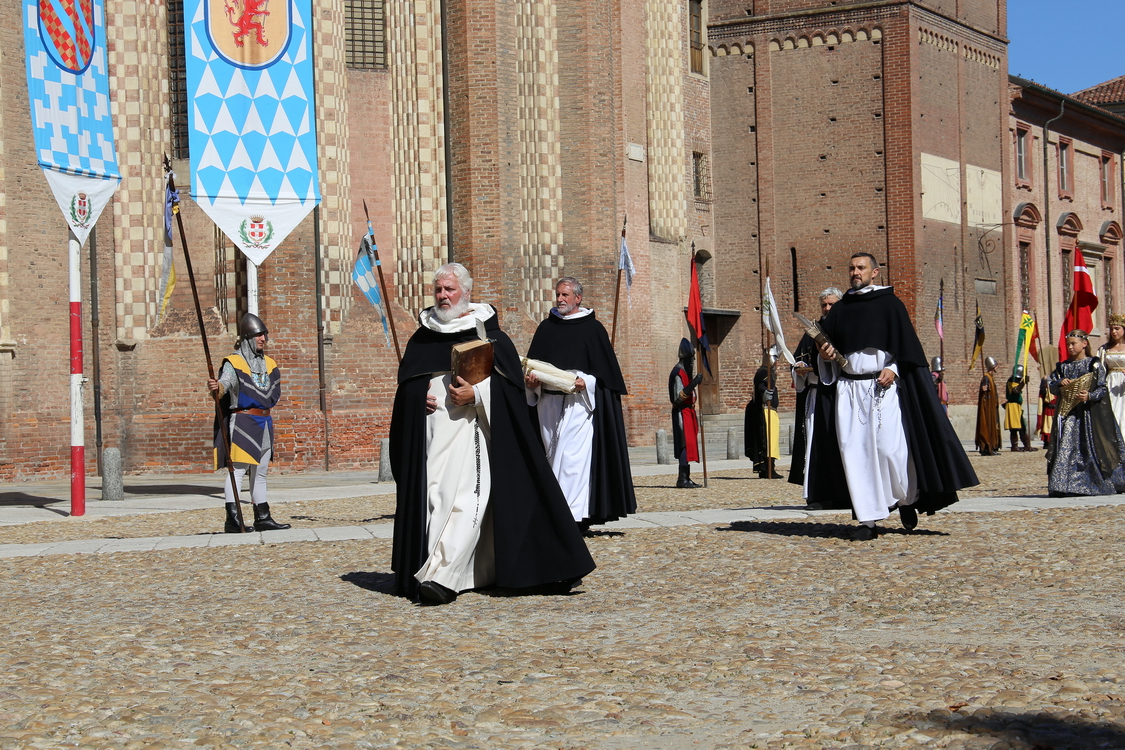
(744, 350), (781, 479)
(788, 287), (843, 506)
(976, 357), (1002, 455)
(389, 264), (595, 605)
(669, 338), (703, 488)
(525, 277), (637, 528)
(811, 252), (978, 540)
(1046, 330), (1125, 497)
(207, 313), (291, 533)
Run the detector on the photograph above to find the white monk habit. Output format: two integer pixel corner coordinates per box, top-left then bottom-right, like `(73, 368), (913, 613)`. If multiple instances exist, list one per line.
(817, 285), (917, 524)
(414, 303), (497, 592)
(527, 306), (597, 521)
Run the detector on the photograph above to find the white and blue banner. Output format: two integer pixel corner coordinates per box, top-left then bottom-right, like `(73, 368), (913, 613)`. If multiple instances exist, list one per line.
(353, 235), (391, 347)
(185, 0), (319, 266)
(24, 0), (121, 246)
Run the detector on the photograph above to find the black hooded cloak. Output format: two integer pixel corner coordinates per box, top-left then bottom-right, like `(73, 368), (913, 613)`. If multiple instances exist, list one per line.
(389, 308), (596, 600)
(786, 332), (853, 509)
(526, 311), (638, 524)
(815, 287), (979, 513)
(744, 365), (780, 477)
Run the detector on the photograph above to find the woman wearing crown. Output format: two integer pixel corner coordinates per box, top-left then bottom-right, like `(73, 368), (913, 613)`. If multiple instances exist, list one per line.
(1046, 329), (1125, 496)
(1098, 313), (1125, 437)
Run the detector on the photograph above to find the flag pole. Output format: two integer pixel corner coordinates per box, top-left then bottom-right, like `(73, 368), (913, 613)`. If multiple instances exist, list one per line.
(611, 215), (626, 347)
(69, 228), (85, 517)
(762, 260), (772, 479)
(695, 342), (709, 488)
(363, 200), (401, 363)
(691, 246), (708, 488)
(165, 157), (251, 533)
(939, 278), (945, 363)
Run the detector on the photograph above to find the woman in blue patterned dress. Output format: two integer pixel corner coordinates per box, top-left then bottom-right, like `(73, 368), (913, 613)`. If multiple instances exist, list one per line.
(1046, 330), (1125, 497)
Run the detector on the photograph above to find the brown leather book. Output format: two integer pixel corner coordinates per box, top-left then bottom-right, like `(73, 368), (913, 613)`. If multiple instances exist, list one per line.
(451, 339), (494, 385)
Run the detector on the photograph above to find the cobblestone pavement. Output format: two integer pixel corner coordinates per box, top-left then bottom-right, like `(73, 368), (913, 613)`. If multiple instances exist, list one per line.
(2, 451), (1125, 749)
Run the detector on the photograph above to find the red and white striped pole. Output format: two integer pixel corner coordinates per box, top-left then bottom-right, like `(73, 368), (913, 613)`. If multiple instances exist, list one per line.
(69, 230), (85, 516)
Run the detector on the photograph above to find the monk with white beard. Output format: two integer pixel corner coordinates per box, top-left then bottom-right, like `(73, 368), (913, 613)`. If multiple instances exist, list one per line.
(389, 263), (595, 605)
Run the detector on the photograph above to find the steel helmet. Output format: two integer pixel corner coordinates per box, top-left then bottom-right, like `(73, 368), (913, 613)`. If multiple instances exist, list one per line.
(930, 356), (944, 373)
(1013, 364), (1025, 380)
(984, 356), (998, 371)
(238, 313), (269, 340)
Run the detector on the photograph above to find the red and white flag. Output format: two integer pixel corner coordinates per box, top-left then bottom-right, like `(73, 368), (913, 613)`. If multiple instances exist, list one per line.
(1058, 246), (1098, 352)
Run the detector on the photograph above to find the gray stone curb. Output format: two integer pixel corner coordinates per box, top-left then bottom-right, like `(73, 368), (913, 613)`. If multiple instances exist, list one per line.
(2, 493), (1125, 559)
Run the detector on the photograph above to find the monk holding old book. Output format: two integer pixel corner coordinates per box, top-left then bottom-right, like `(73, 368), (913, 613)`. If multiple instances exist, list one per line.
(388, 263), (594, 605)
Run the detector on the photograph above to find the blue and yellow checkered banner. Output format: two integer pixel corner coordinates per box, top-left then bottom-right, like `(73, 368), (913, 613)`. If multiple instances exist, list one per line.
(185, 0), (319, 265)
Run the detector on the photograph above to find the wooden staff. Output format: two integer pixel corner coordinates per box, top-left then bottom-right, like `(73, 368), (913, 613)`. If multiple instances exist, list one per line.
(762, 260), (773, 478)
(690, 246), (708, 488)
(695, 337), (709, 488)
(165, 156), (250, 533)
(611, 214), (626, 347)
(362, 200), (401, 362)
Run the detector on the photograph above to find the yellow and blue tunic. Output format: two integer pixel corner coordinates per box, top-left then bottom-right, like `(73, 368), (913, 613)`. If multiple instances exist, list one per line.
(214, 353), (281, 467)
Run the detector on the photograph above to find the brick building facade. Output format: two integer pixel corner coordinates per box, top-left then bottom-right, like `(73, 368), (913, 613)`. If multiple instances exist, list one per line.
(0, 0), (715, 479)
(1007, 77), (1125, 377)
(706, 0), (1016, 426)
(1, 0), (1122, 478)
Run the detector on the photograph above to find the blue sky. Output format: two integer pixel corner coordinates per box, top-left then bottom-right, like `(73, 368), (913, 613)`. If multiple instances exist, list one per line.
(1007, 0), (1125, 94)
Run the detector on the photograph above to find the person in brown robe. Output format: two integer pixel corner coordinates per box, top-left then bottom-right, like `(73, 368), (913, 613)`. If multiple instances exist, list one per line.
(976, 356), (1002, 455)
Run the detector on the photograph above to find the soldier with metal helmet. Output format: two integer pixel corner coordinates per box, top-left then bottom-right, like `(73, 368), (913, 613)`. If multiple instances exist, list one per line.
(975, 355), (1002, 455)
(1004, 364), (1036, 452)
(669, 338), (704, 488)
(206, 313), (291, 533)
(931, 356), (948, 415)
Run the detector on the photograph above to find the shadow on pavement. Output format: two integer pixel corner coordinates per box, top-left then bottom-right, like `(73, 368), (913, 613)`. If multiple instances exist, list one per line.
(340, 571), (396, 596)
(291, 514), (393, 524)
(719, 520), (949, 540)
(122, 484), (223, 497)
(905, 707), (1125, 749)
(0, 492), (68, 508)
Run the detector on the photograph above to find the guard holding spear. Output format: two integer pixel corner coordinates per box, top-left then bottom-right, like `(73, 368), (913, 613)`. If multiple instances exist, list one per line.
(163, 158), (290, 534)
(208, 313), (291, 532)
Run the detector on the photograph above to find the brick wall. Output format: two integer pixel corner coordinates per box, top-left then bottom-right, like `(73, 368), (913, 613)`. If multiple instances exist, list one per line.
(708, 0), (1012, 417)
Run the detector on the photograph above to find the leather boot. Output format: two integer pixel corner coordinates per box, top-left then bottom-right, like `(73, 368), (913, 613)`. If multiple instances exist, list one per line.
(676, 465), (702, 489)
(253, 502), (291, 531)
(224, 502), (252, 533)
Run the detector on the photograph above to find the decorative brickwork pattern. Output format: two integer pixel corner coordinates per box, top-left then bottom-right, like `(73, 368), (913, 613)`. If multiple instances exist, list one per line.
(768, 25), (882, 50)
(645, 0), (688, 240)
(387, 0), (448, 316)
(516, 0), (565, 318)
(0, 46), (8, 344)
(314, 0), (353, 333)
(106, 0), (171, 341)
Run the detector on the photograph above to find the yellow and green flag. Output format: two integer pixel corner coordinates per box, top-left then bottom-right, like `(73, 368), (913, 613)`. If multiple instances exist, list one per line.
(1014, 311), (1035, 375)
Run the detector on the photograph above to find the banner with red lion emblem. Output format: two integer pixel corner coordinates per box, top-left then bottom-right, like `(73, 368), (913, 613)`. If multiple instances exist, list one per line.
(185, 0), (319, 266)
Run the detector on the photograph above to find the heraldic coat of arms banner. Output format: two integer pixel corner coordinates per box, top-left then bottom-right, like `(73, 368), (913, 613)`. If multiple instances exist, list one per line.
(24, 0), (122, 246)
(185, 0), (320, 266)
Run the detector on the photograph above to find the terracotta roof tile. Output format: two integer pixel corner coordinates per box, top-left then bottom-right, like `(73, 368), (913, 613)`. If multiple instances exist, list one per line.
(1072, 74), (1125, 106)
